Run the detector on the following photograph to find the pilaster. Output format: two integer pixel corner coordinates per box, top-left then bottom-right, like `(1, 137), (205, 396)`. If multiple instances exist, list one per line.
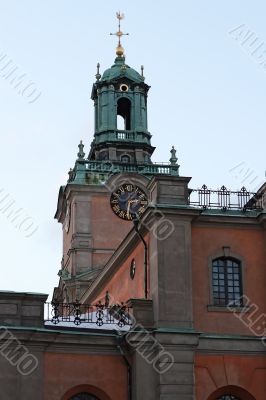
(0, 291), (47, 327)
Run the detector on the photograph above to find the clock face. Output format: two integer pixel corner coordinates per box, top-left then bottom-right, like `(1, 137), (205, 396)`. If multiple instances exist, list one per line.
(63, 202), (71, 233)
(110, 184), (148, 220)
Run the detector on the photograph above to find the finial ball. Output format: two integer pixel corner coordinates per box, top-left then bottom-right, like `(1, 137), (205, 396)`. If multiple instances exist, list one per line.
(116, 45), (124, 57)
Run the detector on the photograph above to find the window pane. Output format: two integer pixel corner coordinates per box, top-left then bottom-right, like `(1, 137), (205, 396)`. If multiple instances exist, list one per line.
(212, 258), (242, 306)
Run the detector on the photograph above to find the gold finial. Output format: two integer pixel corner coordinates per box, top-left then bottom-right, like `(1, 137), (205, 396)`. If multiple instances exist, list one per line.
(110, 12), (129, 57)
(95, 62), (101, 81)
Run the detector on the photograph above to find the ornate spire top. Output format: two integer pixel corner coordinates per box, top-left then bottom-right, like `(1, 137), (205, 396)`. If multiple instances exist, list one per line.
(169, 146), (178, 165)
(110, 12), (129, 57)
(141, 65), (145, 80)
(95, 63), (101, 81)
(77, 140), (85, 160)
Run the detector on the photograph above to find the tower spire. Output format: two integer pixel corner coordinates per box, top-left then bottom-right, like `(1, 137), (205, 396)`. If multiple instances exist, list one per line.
(110, 12), (129, 57)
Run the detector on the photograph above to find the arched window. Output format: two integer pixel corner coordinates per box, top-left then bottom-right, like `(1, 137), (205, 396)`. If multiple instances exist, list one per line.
(217, 396), (241, 400)
(121, 154), (130, 163)
(62, 384), (111, 400)
(208, 386), (255, 400)
(69, 394), (99, 400)
(212, 257), (243, 306)
(117, 98), (131, 130)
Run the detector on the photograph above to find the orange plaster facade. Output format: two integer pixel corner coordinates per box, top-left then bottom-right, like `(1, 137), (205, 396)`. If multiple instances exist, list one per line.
(90, 195), (131, 267)
(43, 353), (128, 400)
(79, 221), (266, 399)
(192, 225), (266, 335)
(89, 235), (148, 305)
(195, 354), (266, 400)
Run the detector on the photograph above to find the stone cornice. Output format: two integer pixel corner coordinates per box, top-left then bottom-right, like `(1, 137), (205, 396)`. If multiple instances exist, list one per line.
(192, 211), (264, 227)
(197, 333), (266, 355)
(1, 326), (123, 355)
(154, 204), (263, 226)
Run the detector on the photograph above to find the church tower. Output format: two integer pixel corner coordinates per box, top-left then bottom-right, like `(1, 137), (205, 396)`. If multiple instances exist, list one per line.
(53, 13), (179, 302)
(89, 51), (154, 165)
(89, 12), (154, 165)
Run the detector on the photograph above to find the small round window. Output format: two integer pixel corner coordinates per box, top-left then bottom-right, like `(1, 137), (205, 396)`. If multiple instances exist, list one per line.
(130, 259), (136, 280)
(120, 84), (129, 92)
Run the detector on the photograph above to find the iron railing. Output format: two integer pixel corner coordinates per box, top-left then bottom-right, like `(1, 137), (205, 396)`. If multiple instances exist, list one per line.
(189, 185), (263, 211)
(45, 301), (132, 328)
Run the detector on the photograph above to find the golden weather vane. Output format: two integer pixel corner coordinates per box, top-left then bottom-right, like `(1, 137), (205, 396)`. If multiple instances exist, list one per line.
(110, 12), (129, 57)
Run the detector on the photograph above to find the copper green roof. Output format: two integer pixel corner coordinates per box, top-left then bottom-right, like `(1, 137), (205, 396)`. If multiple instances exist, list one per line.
(101, 56), (144, 83)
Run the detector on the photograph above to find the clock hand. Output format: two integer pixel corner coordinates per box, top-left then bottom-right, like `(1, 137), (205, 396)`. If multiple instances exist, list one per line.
(127, 199), (140, 217)
(127, 201), (131, 217)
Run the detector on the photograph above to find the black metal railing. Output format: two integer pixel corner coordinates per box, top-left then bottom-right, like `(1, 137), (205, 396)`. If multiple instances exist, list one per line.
(189, 185), (264, 211)
(45, 301), (132, 328)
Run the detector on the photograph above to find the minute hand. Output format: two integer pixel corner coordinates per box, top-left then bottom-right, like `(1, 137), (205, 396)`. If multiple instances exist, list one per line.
(127, 199), (140, 217)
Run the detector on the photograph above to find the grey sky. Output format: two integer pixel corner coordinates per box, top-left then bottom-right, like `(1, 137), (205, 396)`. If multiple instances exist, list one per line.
(0, 1), (265, 296)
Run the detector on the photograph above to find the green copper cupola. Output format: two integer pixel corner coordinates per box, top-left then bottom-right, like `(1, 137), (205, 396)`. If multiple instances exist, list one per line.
(88, 13), (155, 164)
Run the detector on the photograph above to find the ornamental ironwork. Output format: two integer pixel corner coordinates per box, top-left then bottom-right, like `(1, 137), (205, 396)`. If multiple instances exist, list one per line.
(189, 185), (263, 211)
(45, 300), (132, 328)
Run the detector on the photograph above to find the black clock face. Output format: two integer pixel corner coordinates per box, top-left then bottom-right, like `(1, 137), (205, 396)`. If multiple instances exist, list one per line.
(110, 184), (148, 220)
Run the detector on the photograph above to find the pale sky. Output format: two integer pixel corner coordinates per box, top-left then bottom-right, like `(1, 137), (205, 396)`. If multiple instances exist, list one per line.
(0, 1), (265, 297)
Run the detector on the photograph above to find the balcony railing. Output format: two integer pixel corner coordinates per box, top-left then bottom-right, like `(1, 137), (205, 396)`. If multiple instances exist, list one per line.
(116, 131), (135, 141)
(45, 301), (132, 328)
(189, 185), (264, 211)
(69, 160), (180, 183)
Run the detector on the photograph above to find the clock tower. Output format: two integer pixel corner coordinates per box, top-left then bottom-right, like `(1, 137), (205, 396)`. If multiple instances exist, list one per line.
(54, 14), (179, 302)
